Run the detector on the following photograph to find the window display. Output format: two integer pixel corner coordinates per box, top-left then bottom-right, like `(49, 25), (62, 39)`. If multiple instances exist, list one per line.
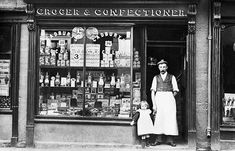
(0, 26), (12, 109)
(38, 26), (141, 118)
(222, 26), (235, 124)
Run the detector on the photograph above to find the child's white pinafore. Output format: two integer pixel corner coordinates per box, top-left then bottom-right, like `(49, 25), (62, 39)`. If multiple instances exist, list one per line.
(137, 109), (154, 136)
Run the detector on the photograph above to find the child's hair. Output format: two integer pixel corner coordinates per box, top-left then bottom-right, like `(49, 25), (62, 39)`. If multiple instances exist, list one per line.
(140, 100), (149, 109)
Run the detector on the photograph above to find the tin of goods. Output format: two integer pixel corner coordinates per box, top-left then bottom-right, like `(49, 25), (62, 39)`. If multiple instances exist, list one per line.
(51, 42), (57, 49)
(64, 52), (69, 60)
(57, 60), (61, 66)
(109, 61), (114, 67)
(50, 49), (56, 56)
(45, 56), (50, 65)
(134, 51), (139, 55)
(50, 57), (56, 66)
(39, 56), (45, 65)
(60, 46), (65, 53)
(58, 53), (64, 60)
(61, 60), (66, 66)
(134, 57), (139, 61)
(66, 60), (70, 66)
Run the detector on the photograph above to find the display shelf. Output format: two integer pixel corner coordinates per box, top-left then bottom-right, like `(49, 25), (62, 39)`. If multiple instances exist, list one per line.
(40, 65), (83, 69)
(86, 67), (130, 70)
(40, 66), (130, 70)
(40, 86), (82, 89)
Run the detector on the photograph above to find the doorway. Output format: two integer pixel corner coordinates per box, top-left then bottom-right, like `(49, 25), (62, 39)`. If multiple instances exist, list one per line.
(145, 25), (187, 142)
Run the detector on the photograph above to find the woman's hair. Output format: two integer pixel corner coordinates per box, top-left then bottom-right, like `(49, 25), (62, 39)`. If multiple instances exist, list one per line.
(140, 100), (149, 109)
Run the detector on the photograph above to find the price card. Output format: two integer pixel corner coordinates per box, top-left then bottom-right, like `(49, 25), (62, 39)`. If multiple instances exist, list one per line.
(70, 44), (84, 66)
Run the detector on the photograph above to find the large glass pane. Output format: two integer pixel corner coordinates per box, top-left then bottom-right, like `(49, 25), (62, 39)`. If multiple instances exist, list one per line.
(84, 27), (132, 118)
(38, 26), (134, 118)
(0, 26), (11, 109)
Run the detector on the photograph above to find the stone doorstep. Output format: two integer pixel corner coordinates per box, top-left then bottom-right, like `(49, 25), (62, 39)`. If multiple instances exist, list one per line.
(34, 141), (192, 150)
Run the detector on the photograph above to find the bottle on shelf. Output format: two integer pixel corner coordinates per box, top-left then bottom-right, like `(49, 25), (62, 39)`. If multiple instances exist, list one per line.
(50, 76), (55, 87)
(98, 73), (104, 87)
(66, 72), (71, 87)
(120, 73), (125, 87)
(39, 72), (44, 87)
(76, 71), (81, 87)
(110, 73), (116, 87)
(55, 72), (60, 87)
(116, 78), (121, 89)
(87, 72), (92, 87)
(44, 72), (50, 87)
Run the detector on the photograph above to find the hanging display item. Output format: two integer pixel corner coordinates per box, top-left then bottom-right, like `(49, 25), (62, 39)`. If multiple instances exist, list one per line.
(72, 27), (85, 41)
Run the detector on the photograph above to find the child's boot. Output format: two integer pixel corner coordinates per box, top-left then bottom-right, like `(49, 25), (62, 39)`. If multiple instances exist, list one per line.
(146, 138), (150, 147)
(141, 139), (146, 148)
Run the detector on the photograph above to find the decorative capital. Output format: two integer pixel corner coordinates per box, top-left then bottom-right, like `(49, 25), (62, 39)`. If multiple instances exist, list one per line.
(26, 4), (35, 31)
(187, 4), (197, 34)
(213, 2), (221, 28)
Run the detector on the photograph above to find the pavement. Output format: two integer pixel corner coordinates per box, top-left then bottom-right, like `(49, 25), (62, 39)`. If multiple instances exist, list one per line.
(0, 142), (234, 151)
(0, 146), (195, 151)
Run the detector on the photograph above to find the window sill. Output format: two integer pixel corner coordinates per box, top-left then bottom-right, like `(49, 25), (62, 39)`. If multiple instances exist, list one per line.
(0, 109), (12, 114)
(35, 115), (132, 126)
(221, 124), (235, 131)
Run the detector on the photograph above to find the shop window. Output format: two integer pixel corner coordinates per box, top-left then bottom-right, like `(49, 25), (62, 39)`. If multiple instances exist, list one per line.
(0, 26), (11, 109)
(38, 26), (141, 118)
(222, 26), (235, 124)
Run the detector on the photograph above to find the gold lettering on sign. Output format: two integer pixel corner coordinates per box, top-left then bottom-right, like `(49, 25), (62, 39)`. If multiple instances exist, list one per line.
(51, 9), (57, 15)
(127, 9), (135, 16)
(74, 9), (80, 15)
(84, 9), (90, 16)
(143, 9), (149, 16)
(155, 10), (162, 16)
(36, 8), (187, 17)
(103, 9), (109, 16)
(110, 9), (118, 16)
(135, 9), (141, 16)
(59, 9), (65, 15)
(95, 9), (101, 16)
(37, 8), (43, 15)
(66, 9), (72, 15)
(45, 9), (51, 15)
(119, 9), (126, 16)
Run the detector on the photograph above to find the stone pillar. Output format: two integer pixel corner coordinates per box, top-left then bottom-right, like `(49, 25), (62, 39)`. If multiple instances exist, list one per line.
(195, 0), (211, 150)
(211, 1), (221, 150)
(26, 3), (36, 147)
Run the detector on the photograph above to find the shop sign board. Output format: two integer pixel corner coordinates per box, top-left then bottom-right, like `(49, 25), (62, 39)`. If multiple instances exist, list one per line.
(36, 7), (187, 18)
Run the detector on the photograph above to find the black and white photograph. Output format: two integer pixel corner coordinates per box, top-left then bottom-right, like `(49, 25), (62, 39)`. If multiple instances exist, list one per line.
(0, 0), (235, 151)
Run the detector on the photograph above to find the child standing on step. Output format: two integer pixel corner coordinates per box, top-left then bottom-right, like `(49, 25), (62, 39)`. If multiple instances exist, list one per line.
(130, 100), (154, 148)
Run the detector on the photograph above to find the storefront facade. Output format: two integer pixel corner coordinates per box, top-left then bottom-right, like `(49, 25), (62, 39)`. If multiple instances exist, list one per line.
(1, 0), (235, 150)
(24, 0), (194, 148)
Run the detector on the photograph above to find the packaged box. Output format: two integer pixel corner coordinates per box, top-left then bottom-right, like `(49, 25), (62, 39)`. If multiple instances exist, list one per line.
(85, 94), (91, 99)
(44, 56), (50, 65)
(97, 94), (104, 99)
(61, 77), (67, 86)
(39, 56), (45, 65)
(97, 99), (109, 107)
(91, 94), (97, 100)
(91, 87), (97, 94)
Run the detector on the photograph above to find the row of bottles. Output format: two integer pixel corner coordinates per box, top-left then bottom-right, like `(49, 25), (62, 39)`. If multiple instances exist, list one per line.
(39, 71), (129, 89)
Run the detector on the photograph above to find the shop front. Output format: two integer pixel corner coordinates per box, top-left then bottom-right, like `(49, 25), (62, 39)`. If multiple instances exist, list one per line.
(24, 0), (196, 148)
